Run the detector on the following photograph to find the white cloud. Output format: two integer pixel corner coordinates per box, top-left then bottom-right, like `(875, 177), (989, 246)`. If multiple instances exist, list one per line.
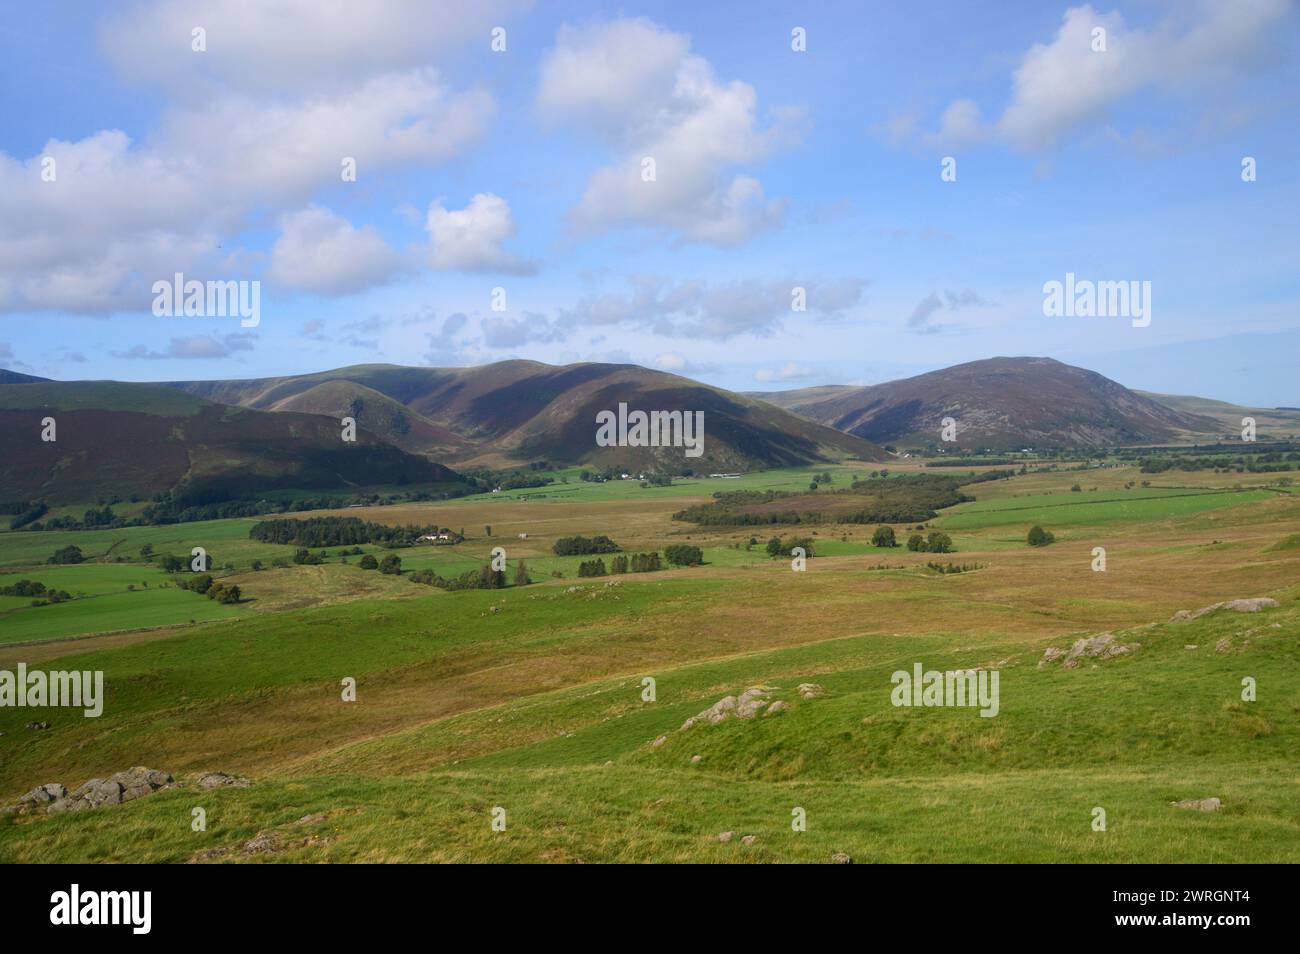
(423, 312), (471, 365)
(561, 276), (868, 341)
(907, 288), (995, 335)
(156, 70), (494, 205)
(481, 311), (567, 348)
(650, 353), (720, 377)
(925, 99), (986, 149)
(918, 1), (1292, 152)
(427, 193), (534, 274)
(754, 363), (817, 383)
(270, 206), (400, 294)
(1, 5), (508, 315)
(118, 333), (256, 360)
(538, 17), (793, 245)
(100, 0), (528, 95)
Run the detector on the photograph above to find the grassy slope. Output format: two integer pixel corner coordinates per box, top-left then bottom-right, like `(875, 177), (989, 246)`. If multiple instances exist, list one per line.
(1, 462), (1297, 862)
(2, 593), (1296, 862)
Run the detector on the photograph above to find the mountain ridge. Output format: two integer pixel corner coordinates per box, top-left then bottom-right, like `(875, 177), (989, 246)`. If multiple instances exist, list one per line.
(753, 356), (1224, 449)
(162, 360), (890, 469)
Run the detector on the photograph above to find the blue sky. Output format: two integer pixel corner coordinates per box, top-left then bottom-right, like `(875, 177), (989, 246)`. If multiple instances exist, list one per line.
(1, 0), (1296, 405)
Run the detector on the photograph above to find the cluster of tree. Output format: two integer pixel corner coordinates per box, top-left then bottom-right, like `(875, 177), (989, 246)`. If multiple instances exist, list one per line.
(356, 553), (402, 574)
(137, 486), (475, 526)
(249, 516), (440, 549)
(663, 544), (704, 566)
(177, 573), (242, 603)
(496, 472), (554, 491)
(1138, 453), (1298, 474)
(14, 482), (488, 534)
(871, 526), (897, 547)
(1027, 525), (1056, 547)
(923, 458), (1017, 467)
(457, 462), (553, 493)
(153, 552), (208, 573)
(47, 545), (85, 565)
(409, 565), (507, 590)
(675, 473), (1012, 528)
(672, 490), (805, 526)
(1118, 441), (1297, 460)
(0, 579), (74, 605)
(578, 467), (624, 482)
(552, 534), (620, 556)
(906, 531), (953, 553)
(577, 558), (608, 577)
(640, 474), (673, 488)
(609, 552), (663, 573)
(925, 561), (985, 574)
(9, 502), (49, 530)
(764, 536), (814, 558)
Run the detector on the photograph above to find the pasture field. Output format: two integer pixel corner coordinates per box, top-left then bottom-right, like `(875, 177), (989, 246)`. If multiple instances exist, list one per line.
(1, 462), (1297, 862)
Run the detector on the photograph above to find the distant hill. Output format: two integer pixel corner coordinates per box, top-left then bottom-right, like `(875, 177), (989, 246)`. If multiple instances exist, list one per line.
(754, 357), (1222, 450)
(0, 369), (50, 384)
(1136, 391), (1300, 442)
(166, 361), (889, 469)
(0, 380), (464, 505)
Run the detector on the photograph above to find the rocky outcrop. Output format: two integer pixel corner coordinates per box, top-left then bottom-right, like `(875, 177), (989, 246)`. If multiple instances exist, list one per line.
(14, 767), (173, 815)
(1040, 633), (1138, 669)
(197, 772), (251, 790)
(1171, 797), (1221, 812)
(1171, 598), (1278, 622)
(682, 687), (773, 729)
(9, 767), (250, 816)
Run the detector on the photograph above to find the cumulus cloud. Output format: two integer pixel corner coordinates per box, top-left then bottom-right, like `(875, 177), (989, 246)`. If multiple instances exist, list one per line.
(907, 288), (995, 335)
(301, 319), (328, 341)
(423, 312), (470, 366)
(651, 352), (718, 376)
(117, 332), (256, 360)
(914, 1), (1292, 151)
(100, 0), (527, 95)
(1, 5), (510, 315)
(270, 207), (401, 294)
(562, 276), (867, 341)
(924, 99), (986, 148)
(538, 17), (794, 245)
(754, 363), (818, 383)
(481, 311), (567, 348)
(426, 194), (534, 274)
(0, 131), (224, 314)
(336, 315), (394, 350)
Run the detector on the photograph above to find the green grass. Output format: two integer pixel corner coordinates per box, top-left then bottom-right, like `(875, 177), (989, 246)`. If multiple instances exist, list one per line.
(0, 563), (245, 645)
(452, 464), (881, 504)
(0, 518), (274, 567)
(2, 464), (1297, 862)
(937, 489), (1271, 530)
(3, 593), (1296, 862)
(0, 586), (240, 645)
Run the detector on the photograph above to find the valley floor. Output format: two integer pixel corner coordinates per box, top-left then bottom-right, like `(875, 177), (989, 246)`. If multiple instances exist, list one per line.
(1, 462), (1297, 863)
